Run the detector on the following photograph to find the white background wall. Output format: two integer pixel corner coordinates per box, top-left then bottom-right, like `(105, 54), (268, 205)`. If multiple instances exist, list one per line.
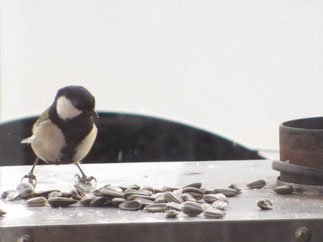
(1, 0), (323, 152)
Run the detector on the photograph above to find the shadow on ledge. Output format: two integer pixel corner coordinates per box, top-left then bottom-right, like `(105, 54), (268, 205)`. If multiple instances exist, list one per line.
(0, 112), (264, 166)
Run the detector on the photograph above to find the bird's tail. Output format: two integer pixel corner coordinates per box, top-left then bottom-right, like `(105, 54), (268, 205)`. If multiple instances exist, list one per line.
(21, 136), (33, 144)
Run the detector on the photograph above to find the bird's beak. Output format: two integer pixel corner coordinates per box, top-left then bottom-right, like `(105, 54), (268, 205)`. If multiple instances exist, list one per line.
(89, 109), (99, 119)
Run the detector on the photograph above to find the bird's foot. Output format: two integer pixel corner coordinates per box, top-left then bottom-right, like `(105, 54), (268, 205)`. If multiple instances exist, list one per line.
(21, 172), (37, 187)
(74, 174), (97, 184)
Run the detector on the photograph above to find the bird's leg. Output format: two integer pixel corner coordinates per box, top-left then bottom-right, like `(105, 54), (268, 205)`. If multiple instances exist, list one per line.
(74, 162), (96, 184)
(21, 157), (39, 186)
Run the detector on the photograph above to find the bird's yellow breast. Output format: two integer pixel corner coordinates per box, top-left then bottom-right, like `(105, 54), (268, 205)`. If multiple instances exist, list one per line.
(73, 124), (98, 163)
(30, 120), (66, 163)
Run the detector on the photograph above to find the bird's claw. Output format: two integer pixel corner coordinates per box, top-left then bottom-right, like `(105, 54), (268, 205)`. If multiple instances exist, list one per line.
(74, 174), (97, 184)
(21, 173), (37, 187)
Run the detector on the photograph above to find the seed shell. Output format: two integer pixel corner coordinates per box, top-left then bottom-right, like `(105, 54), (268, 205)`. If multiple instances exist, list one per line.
(111, 197), (127, 207)
(27, 197), (47, 207)
(119, 200), (142, 211)
(16, 183), (33, 192)
(48, 197), (77, 208)
(162, 186), (181, 192)
(203, 194), (219, 203)
(182, 201), (203, 217)
(165, 209), (179, 218)
(273, 185), (293, 195)
(180, 193), (196, 202)
(214, 193), (228, 202)
(134, 197), (154, 207)
(5, 190), (19, 201)
(182, 187), (204, 200)
(228, 184), (242, 193)
(247, 180), (266, 189)
(1, 190), (16, 199)
(203, 208), (226, 219)
(212, 200), (228, 210)
(100, 187), (125, 198)
(164, 192), (184, 204)
(144, 203), (168, 213)
(32, 190), (60, 198)
(167, 202), (183, 211)
(79, 195), (94, 206)
(90, 196), (106, 207)
(256, 200), (273, 210)
(183, 182), (202, 189)
(213, 188), (238, 197)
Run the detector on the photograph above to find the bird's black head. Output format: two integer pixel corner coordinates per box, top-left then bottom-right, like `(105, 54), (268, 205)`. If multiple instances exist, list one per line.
(54, 85), (97, 120)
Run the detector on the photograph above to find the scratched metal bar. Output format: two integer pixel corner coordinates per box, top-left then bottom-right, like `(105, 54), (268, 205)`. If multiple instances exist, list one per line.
(0, 160), (322, 242)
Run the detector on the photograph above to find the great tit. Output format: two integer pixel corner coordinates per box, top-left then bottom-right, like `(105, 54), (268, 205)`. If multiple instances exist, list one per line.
(21, 85), (98, 185)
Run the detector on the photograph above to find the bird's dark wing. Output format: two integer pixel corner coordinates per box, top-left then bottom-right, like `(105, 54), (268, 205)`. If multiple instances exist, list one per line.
(21, 107), (50, 143)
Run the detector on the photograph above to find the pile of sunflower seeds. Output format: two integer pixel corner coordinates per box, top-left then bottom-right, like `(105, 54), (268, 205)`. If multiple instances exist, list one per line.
(0, 182), (243, 219)
(0, 179), (290, 218)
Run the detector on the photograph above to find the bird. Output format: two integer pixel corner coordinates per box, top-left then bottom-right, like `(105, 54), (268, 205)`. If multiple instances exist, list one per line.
(21, 85), (98, 185)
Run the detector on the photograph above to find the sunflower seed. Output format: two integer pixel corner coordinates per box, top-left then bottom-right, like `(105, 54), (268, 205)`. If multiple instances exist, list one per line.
(124, 184), (140, 192)
(165, 209), (179, 218)
(247, 180), (266, 189)
(93, 188), (104, 196)
(79, 195), (94, 206)
(125, 189), (151, 199)
(213, 188), (238, 197)
(70, 190), (82, 201)
(32, 190), (60, 198)
(48, 191), (63, 198)
(162, 186), (181, 192)
(5, 190), (19, 201)
(164, 192), (184, 204)
(144, 203), (168, 213)
(183, 182), (202, 189)
(182, 201), (203, 217)
(167, 202), (183, 211)
(201, 188), (214, 194)
(100, 187), (125, 198)
(18, 188), (34, 199)
(180, 193), (196, 202)
(213, 193), (228, 202)
(153, 193), (167, 203)
(203, 194), (219, 203)
(127, 194), (154, 201)
(152, 188), (163, 193)
(203, 208), (226, 219)
(16, 183), (33, 192)
(273, 185), (293, 195)
(119, 200), (142, 211)
(1, 190), (16, 199)
(102, 185), (123, 192)
(134, 197), (154, 207)
(48, 197), (77, 207)
(182, 187), (204, 200)
(111, 197), (127, 207)
(141, 186), (155, 193)
(228, 184), (241, 193)
(256, 200), (273, 210)
(212, 200), (228, 210)
(90, 196), (106, 207)
(27, 197), (47, 207)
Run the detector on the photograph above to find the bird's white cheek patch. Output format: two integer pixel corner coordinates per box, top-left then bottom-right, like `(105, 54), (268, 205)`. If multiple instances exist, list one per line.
(56, 96), (82, 120)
